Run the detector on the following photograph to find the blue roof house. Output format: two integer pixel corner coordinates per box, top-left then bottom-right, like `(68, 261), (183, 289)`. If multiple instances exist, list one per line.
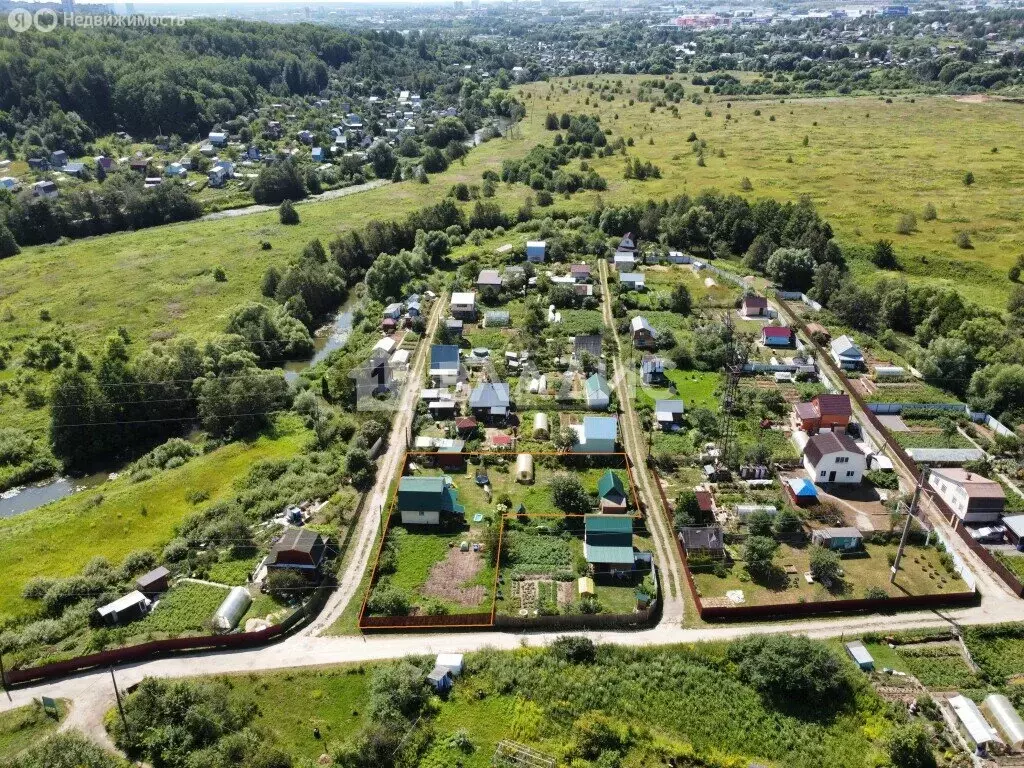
(526, 240), (546, 263)
(469, 382), (511, 422)
(572, 416), (618, 453)
(619, 272), (646, 290)
(430, 344), (461, 386)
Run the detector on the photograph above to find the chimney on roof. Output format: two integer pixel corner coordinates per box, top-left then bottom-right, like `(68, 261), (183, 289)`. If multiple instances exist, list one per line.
(965, 472), (972, 480)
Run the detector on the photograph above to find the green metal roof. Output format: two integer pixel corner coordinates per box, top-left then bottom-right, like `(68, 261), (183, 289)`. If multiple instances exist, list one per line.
(597, 470), (625, 501)
(584, 545), (636, 565)
(398, 476), (464, 515)
(585, 515), (632, 534)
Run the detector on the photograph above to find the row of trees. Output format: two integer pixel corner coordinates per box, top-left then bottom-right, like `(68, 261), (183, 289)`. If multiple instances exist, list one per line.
(0, 176), (202, 248)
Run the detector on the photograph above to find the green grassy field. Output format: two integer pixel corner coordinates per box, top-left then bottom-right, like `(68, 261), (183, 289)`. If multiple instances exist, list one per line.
(0, 702), (61, 760)
(519, 80), (1024, 311)
(0, 421), (308, 620)
(2, 81), (1018, 378)
(639, 369), (722, 412)
(0, 135), (537, 361)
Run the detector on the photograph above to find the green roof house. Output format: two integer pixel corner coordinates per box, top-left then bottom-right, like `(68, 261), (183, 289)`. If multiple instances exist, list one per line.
(597, 470), (628, 513)
(397, 476), (465, 526)
(584, 515), (635, 572)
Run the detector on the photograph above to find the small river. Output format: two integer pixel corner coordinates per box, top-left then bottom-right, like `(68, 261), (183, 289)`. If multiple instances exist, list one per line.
(0, 472), (108, 519)
(283, 292), (360, 384)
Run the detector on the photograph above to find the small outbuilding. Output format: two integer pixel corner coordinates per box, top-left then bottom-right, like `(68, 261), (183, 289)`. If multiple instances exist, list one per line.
(785, 478), (818, 507)
(811, 526), (863, 552)
(845, 640), (874, 671)
(435, 653), (464, 676)
(515, 453), (534, 484)
(532, 412), (550, 440)
(96, 591), (151, 626)
(427, 665), (454, 693)
(136, 566), (171, 596)
(597, 470), (628, 514)
(578, 576), (595, 597)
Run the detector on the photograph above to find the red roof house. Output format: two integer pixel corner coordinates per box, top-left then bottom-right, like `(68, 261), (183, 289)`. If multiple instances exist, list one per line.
(795, 394), (852, 433)
(761, 326), (794, 347)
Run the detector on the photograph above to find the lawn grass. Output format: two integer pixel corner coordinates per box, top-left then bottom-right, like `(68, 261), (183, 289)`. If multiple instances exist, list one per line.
(0, 701), (61, 760)
(0, 420), (308, 620)
(377, 521), (495, 615)
(133, 581), (229, 635)
(643, 264), (741, 307)
(639, 369), (722, 412)
(519, 79), (1024, 312)
(693, 542), (965, 606)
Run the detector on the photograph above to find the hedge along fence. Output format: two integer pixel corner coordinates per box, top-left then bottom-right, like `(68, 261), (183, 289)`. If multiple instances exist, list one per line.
(774, 296), (1024, 601)
(3, 581), (336, 687)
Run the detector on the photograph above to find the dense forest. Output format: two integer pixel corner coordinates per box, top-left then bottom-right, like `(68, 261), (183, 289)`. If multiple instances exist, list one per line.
(0, 21), (516, 150)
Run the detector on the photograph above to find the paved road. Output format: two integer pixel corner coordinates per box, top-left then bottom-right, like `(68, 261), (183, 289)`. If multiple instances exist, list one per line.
(302, 293), (446, 637)
(597, 259), (686, 621)
(199, 179), (390, 221)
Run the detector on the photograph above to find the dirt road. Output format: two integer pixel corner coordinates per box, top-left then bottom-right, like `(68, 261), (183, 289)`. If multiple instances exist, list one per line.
(301, 293), (446, 636)
(598, 259), (687, 623)
(200, 179), (389, 221)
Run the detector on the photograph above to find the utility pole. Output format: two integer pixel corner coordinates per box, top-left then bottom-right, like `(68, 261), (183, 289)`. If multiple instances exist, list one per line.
(891, 468), (928, 583)
(110, 666), (131, 741)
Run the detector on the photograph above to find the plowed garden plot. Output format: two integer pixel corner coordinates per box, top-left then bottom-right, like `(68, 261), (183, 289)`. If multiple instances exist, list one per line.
(423, 548), (488, 607)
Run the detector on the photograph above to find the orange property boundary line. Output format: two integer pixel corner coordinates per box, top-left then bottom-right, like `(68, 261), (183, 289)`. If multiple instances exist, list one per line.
(358, 451), (653, 631)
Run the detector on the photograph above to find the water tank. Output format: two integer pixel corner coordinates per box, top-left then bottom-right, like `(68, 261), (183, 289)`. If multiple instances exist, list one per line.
(212, 586), (252, 632)
(985, 694), (1024, 750)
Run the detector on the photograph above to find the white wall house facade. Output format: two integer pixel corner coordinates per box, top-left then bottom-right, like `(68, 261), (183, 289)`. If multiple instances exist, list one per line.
(803, 432), (866, 485)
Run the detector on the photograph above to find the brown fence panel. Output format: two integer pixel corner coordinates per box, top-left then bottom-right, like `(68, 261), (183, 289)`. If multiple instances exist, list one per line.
(359, 613), (493, 630)
(930, 496), (1024, 597)
(494, 604), (658, 632)
(699, 590), (979, 622)
(6, 625), (285, 685)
